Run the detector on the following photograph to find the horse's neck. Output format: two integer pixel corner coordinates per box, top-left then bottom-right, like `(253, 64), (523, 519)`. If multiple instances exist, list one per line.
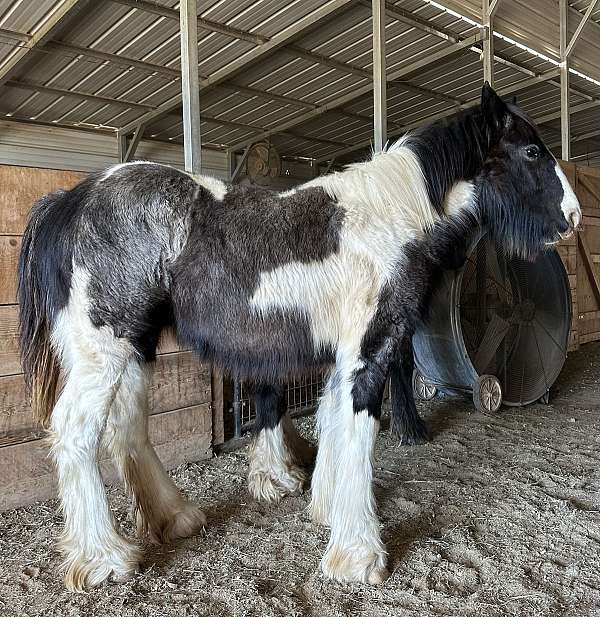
(408, 111), (487, 213)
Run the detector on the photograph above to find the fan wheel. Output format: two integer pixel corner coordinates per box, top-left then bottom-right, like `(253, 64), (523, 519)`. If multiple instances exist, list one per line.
(246, 141), (281, 185)
(413, 369), (438, 401)
(473, 374), (502, 413)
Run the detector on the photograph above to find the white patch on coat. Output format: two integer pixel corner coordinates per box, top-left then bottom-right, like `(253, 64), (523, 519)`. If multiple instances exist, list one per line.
(310, 369), (342, 525)
(247, 414), (314, 502)
(320, 410), (388, 584)
(443, 180), (477, 217)
(249, 144), (437, 351)
(100, 160), (157, 181)
(50, 266), (142, 590)
(103, 359), (206, 544)
(555, 162), (582, 230)
(189, 173), (228, 201)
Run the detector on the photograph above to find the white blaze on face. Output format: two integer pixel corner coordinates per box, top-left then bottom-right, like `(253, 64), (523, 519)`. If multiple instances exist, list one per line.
(555, 162), (581, 231)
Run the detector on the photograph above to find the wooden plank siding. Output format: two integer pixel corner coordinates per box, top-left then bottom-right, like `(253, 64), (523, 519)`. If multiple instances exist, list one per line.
(558, 162), (600, 351)
(0, 164), (215, 511)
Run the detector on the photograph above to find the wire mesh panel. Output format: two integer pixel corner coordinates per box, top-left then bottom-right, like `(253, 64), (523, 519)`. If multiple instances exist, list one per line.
(234, 370), (327, 437)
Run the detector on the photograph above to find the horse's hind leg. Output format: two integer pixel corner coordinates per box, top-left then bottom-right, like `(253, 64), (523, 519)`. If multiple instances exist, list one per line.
(49, 298), (142, 590)
(104, 359), (206, 543)
(248, 383), (315, 502)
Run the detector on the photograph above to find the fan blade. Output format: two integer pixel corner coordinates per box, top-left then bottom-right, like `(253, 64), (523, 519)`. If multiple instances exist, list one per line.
(486, 244), (512, 298)
(473, 313), (510, 372)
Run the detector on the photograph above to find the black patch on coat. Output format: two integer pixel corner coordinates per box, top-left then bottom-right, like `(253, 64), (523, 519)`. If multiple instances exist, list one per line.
(354, 211), (478, 418)
(31, 164), (344, 374)
(252, 383), (288, 432)
(170, 184), (343, 381)
(77, 164), (197, 361)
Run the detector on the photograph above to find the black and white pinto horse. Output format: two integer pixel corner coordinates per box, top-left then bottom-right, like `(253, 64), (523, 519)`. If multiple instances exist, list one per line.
(18, 85), (580, 590)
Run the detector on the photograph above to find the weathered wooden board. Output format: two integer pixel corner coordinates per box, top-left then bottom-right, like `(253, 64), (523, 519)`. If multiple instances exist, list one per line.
(0, 351), (211, 447)
(0, 236), (20, 305)
(0, 304), (20, 376)
(556, 162), (600, 350)
(0, 164), (217, 511)
(0, 165), (83, 235)
(0, 403), (212, 511)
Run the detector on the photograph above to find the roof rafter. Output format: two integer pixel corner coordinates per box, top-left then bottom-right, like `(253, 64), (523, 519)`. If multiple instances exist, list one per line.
(0, 0), (88, 86)
(5, 79), (155, 109)
(314, 68), (566, 162)
(117, 0), (356, 135)
(565, 0), (600, 57)
(226, 32), (484, 152)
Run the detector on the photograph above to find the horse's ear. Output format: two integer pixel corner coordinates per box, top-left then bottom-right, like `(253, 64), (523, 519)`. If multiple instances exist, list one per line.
(481, 81), (510, 132)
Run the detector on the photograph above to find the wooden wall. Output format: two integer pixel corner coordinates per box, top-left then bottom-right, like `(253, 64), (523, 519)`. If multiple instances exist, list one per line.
(559, 162), (600, 351)
(0, 165), (218, 511)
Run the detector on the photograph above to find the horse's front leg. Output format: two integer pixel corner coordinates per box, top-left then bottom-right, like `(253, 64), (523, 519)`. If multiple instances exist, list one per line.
(389, 335), (430, 445)
(319, 337), (395, 585)
(248, 383), (315, 502)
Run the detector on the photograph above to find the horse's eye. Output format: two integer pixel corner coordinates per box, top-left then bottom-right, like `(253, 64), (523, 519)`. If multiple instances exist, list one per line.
(525, 145), (540, 159)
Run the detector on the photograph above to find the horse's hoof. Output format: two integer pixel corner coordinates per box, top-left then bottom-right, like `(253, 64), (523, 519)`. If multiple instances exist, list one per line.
(166, 503), (207, 541)
(62, 537), (142, 591)
(368, 566), (391, 585)
(248, 465), (307, 502)
(138, 501), (206, 544)
(320, 542), (388, 585)
(392, 419), (431, 446)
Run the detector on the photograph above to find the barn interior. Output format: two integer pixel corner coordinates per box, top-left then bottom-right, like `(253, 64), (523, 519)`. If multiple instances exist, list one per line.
(1, 1), (600, 615)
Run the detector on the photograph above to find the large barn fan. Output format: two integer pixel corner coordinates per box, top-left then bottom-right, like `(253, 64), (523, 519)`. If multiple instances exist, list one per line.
(246, 141), (281, 185)
(412, 229), (572, 412)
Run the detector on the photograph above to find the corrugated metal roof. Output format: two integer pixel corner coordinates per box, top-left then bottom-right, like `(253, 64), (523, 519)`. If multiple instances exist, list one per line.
(0, 0), (598, 166)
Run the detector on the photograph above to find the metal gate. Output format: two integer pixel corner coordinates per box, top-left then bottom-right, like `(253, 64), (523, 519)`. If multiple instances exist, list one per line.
(232, 370), (327, 438)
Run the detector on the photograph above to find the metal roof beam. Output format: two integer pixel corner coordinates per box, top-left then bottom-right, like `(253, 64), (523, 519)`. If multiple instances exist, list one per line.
(44, 40), (181, 79)
(565, 0), (600, 58)
(569, 4), (600, 42)
(41, 41), (343, 113)
(360, 0), (461, 43)
(118, 0), (355, 136)
(120, 123), (145, 162)
(169, 116), (352, 148)
(0, 28), (29, 43)
(5, 79), (155, 109)
(0, 0), (88, 86)
(537, 98), (600, 125)
(363, 1), (591, 105)
(372, 0), (387, 151)
(180, 0), (201, 174)
(548, 128), (600, 149)
(482, 0), (496, 84)
(560, 0), (570, 160)
(314, 68), (565, 162)
(109, 0), (268, 45)
(226, 32), (484, 152)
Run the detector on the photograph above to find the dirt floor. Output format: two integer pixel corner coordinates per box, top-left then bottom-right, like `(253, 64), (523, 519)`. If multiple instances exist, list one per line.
(1, 343), (600, 616)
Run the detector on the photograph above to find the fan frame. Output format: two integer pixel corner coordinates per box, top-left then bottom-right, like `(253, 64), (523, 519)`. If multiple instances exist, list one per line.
(413, 227), (572, 408)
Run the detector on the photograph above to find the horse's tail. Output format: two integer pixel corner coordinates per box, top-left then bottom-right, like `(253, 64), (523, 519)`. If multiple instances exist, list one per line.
(18, 188), (79, 427)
